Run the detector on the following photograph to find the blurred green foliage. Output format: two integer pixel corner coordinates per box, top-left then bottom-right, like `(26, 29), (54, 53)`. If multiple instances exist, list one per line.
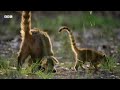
(0, 11), (120, 35)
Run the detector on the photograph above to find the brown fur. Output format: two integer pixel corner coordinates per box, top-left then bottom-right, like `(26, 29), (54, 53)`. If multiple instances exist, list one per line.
(39, 56), (58, 73)
(17, 11), (59, 71)
(59, 26), (106, 72)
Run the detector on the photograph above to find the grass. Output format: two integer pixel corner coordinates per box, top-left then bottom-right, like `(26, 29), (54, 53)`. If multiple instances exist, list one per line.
(0, 55), (119, 79)
(0, 57), (9, 69)
(19, 60), (56, 79)
(101, 56), (117, 72)
(32, 12), (120, 33)
(1, 11), (120, 41)
(0, 56), (55, 79)
(35, 71), (55, 79)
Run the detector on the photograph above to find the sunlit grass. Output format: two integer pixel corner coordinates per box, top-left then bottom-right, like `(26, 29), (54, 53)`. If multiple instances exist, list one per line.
(35, 71), (55, 79)
(0, 56), (56, 79)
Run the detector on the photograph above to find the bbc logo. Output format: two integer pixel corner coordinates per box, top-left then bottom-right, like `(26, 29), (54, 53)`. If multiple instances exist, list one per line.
(4, 15), (13, 18)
